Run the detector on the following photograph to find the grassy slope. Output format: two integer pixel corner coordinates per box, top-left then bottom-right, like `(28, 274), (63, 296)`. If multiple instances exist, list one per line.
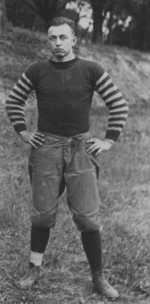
(0, 29), (150, 303)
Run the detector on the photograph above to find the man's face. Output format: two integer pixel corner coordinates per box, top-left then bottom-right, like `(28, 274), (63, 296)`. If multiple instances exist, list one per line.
(47, 24), (76, 60)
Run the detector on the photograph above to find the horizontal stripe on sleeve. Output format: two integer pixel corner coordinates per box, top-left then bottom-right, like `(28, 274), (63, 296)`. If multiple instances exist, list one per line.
(6, 73), (33, 133)
(95, 70), (128, 140)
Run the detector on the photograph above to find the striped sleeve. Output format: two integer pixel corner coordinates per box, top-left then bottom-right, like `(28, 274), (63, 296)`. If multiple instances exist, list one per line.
(95, 70), (129, 141)
(5, 72), (34, 133)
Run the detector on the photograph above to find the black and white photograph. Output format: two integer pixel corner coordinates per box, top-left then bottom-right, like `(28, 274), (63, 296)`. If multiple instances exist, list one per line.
(0, 0), (150, 303)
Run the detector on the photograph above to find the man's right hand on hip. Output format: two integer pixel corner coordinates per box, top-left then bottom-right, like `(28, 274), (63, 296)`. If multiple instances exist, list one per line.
(19, 131), (45, 149)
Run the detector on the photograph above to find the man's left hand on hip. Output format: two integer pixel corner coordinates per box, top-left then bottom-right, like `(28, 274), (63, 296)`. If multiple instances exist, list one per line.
(86, 138), (115, 155)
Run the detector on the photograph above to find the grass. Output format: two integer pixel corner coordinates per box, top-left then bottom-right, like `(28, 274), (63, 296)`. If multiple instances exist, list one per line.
(0, 27), (150, 303)
(0, 103), (150, 303)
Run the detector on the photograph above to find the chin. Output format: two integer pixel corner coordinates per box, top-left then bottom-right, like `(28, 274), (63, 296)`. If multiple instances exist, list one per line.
(55, 54), (65, 58)
(53, 52), (65, 59)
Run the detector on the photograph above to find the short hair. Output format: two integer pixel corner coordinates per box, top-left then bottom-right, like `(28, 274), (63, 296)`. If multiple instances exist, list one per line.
(48, 16), (77, 36)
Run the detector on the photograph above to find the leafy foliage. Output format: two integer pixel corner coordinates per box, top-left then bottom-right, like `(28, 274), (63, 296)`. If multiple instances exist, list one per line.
(4, 0), (150, 50)
(0, 0), (8, 33)
(6, 0), (45, 30)
(89, 0), (150, 50)
(5, 0), (74, 31)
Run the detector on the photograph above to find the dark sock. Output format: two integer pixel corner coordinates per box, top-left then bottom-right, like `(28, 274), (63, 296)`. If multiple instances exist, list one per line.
(81, 230), (102, 274)
(31, 225), (50, 253)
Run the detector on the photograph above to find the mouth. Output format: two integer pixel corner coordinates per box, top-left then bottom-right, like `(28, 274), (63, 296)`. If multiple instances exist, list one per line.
(54, 49), (64, 52)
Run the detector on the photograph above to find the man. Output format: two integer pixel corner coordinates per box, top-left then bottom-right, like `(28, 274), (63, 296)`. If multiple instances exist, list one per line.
(6, 17), (128, 299)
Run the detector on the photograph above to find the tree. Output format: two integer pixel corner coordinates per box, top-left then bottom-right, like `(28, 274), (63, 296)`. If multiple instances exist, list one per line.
(90, 0), (150, 51)
(0, 0), (7, 35)
(90, 0), (106, 43)
(133, 0), (150, 51)
(6, 0), (44, 30)
(108, 0), (150, 51)
(24, 0), (72, 30)
(90, 0), (123, 43)
(6, 0), (76, 31)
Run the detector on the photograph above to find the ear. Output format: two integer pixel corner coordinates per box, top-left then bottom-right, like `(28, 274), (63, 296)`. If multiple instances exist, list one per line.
(72, 35), (77, 46)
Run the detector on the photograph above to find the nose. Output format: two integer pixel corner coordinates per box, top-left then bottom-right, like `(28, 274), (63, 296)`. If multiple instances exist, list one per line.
(56, 37), (61, 46)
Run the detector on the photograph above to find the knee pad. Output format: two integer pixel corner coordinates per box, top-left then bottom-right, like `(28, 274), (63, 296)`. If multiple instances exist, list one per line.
(73, 214), (100, 232)
(31, 212), (56, 229)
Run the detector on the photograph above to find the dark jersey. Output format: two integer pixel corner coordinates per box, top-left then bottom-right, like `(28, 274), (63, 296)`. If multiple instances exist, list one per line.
(6, 57), (128, 140)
